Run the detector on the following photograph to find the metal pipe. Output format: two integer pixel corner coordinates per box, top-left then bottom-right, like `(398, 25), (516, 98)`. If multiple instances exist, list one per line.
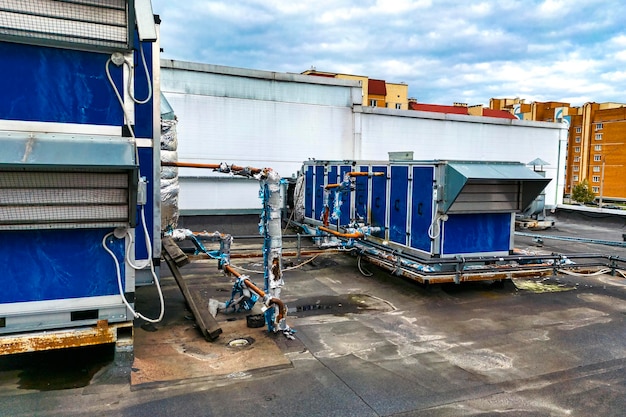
(224, 265), (286, 321)
(162, 161), (263, 175)
(319, 226), (364, 239)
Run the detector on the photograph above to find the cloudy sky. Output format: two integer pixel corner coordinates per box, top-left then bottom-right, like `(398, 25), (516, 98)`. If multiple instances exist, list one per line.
(150, 0), (626, 107)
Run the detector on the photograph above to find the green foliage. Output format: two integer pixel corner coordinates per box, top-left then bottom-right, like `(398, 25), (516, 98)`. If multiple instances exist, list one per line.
(572, 179), (595, 204)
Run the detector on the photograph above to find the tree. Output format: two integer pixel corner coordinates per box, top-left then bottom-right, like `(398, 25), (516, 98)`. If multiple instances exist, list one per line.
(572, 179), (595, 204)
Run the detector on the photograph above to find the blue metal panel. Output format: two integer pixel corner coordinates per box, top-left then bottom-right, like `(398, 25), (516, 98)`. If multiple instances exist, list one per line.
(133, 41), (154, 139)
(442, 213), (511, 255)
(314, 165), (325, 221)
(304, 166), (314, 219)
(339, 165), (352, 226)
(354, 165), (369, 223)
(410, 166), (434, 252)
(136, 147), (154, 259)
(0, 229), (124, 304)
(0, 42), (123, 126)
(327, 165), (338, 225)
(389, 166), (408, 245)
(371, 166), (387, 238)
(328, 165), (338, 185)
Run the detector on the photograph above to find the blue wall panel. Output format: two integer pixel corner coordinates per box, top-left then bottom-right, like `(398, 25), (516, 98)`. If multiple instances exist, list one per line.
(314, 165), (325, 221)
(354, 165), (369, 223)
(133, 42), (154, 139)
(136, 147), (154, 259)
(410, 166), (434, 252)
(304, 166), (314, 219)
(389, 166), (408, 245)
(442, 213), (511, 255)
(327, 165), (338, 225)
(339, 165), (352, 226)
(0, 42), (123, 126)
(371, 166), (387, 238)
(0, 229), (124, 304)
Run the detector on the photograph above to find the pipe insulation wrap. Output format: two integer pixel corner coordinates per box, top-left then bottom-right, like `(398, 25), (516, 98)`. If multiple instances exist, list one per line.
(160, 119), (179, 229)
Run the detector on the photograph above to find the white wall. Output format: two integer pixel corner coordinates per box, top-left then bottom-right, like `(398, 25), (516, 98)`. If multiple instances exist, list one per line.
(356, 107), (566, 207)
(161, 60), (567, 214)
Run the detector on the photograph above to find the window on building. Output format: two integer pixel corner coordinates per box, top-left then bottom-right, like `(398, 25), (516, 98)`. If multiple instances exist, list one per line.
(593, 166), (601, 172)
(573, 175), (579, 181)
(575, 136), (581, 143)
(595, 133), (603, 140)
(595, 123), (603, 130)
(395, 103), (402, 110)
(594, 155), (602, 161)
(595, 145), (602, 151)
(574, 156), (580, 162)
(592, 186), (600, 193)
(573, 166), (579, 172)
(369, 99), (378, 107)
(576, 127), (582, 133)
(574, 146), (580, 153)
(593, 176), (600, 182)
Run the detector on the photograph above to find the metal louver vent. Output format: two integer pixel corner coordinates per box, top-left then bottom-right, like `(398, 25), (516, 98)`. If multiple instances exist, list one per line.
(0, 169), (134, 230)
(0, 0), (132, 52)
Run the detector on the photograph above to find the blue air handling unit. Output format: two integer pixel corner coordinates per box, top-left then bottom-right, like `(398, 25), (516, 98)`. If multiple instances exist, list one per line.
(301, 159), (551, 281)
(0, 132), (138, 334)
(0, 0), (161, 354)
(303, 159), (550, 257)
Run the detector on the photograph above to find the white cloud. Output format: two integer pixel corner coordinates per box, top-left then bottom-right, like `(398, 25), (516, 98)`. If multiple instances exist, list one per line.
(151, 0), (626, 106)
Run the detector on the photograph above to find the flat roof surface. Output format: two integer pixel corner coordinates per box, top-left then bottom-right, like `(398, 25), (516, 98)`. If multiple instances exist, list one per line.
(1, 209), (626, 416)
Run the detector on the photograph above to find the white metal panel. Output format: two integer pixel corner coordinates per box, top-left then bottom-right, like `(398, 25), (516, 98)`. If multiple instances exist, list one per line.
(179, 178), (261, 213)
(164, 91), (355, 212)
(160, 60), (361, 107)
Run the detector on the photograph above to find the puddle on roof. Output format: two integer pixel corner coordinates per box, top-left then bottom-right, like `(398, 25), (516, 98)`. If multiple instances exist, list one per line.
(0, 344), (114, 391)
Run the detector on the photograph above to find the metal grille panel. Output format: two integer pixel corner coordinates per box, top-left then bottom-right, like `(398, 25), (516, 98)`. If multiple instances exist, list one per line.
(0, 170), (131, 230)
(0, 0), (131, 52)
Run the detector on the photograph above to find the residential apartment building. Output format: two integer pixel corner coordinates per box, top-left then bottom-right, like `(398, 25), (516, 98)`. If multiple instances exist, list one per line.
(301, 69), (409, 110)
(491, 98), (626, 202)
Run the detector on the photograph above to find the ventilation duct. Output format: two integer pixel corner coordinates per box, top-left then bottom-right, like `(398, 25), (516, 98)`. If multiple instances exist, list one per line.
(0, 0), (133, 52)
(0, 131), (138, 230)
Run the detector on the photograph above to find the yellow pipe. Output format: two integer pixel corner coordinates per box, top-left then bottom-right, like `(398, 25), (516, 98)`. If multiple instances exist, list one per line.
(319, 226), (364, 239)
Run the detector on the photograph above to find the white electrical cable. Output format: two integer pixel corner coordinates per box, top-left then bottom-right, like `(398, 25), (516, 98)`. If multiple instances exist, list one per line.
(357, 254), (374, 277)
(126, 45), (153, 105)
(103, 43), (163, 323)
(105, 57), (135, 139)
(557, 268), (612, 277)
(428, 215), (442, 239)
(102, 223), (165, 323)
(125, 205), (152, 270)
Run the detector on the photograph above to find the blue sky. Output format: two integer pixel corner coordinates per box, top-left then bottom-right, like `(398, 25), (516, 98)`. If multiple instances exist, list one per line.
(150, 0), (626, 107)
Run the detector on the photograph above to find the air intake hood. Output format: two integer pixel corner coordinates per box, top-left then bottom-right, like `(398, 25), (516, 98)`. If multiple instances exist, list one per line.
(439, 161), (551, 214)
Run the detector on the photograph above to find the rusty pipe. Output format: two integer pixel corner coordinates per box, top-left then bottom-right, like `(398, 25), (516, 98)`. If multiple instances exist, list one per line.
(223, 265), (286, 321)
(161, 161), (263, 175)
(319, 226), (364, 239)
